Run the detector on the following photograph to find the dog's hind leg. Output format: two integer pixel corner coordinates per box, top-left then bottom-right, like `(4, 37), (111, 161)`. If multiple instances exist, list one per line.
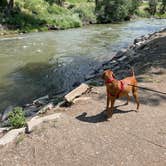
(124, 94), (130, 105)
(132, 86), (140, 111)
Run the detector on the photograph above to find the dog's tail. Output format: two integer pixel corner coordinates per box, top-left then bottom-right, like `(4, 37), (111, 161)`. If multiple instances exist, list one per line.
(131, 67), (135, 77)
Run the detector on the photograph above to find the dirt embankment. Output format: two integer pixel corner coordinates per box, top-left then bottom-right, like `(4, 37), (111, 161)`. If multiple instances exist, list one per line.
(0, 29), (166, 166)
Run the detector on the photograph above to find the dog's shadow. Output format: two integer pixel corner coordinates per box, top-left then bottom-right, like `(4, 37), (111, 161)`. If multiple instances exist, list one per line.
(76, 108), (135, 123)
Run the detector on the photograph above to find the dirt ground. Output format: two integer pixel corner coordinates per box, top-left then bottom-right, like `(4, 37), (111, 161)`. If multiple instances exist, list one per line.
(0, 33), (166, 166)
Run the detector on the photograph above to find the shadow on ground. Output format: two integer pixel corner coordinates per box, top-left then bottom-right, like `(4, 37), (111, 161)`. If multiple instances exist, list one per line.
(76, 108), (135, 123)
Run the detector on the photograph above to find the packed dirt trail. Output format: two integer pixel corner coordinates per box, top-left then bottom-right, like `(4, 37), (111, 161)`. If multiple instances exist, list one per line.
(0, 31), (166, 166)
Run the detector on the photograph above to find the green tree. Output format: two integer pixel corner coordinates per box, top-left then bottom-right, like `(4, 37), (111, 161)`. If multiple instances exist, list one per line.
(0, 0), (14, 13)
(160, 0), (166, 14)
(129, 0), (141, 14)
(96, 0), (139, 23)
(149, 0), (158, 15)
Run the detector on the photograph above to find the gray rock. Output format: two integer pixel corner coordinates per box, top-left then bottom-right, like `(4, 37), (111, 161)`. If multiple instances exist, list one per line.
(113, 66), (120, 71)
(0, 127), (25, 146)
(85, 74), (96, 81)
(110, 60), (117, 64)
(25, 113), (61, 133)
(0, 127), (11, 133)
(115, 49), (127, 58)
(37, 103), (54, 114)
(103, 65), (111, 70)
(65, 83), (89, 103)
(1, 106), (13, 122)
(33, 95), (49, 106)
(117, 56), (127, 62)
(134, 37), (143, 44)
(24, 106), (39, 117)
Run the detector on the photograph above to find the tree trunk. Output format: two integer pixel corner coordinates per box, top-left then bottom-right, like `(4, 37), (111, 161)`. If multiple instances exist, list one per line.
(8, 0), (14, 10)
(95, 0), (98, 7)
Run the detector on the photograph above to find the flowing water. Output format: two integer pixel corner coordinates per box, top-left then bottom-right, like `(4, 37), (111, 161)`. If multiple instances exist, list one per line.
(0, 18), (166, 111)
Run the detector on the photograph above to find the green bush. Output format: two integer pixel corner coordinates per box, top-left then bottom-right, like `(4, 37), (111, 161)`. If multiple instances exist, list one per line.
(136, 8), (151, 17)
(8, 107), (26, 129)
(96, 0), (141, 23)
(0, 0), (82, 33)
(72, 3), (96, 23)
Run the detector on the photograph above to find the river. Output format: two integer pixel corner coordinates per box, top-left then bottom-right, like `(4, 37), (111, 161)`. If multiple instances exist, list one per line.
(0, 18), (166, 111)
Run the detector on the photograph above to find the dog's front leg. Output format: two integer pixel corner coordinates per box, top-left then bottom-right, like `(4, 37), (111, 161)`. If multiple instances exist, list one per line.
(107, 97), (115, 119)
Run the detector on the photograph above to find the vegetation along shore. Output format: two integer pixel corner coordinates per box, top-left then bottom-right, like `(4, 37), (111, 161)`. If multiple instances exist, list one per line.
(0, 0), (166, 35)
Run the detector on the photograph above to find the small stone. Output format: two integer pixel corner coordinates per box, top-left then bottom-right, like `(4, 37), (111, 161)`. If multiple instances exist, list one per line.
(33, 95), (49, 106)
(24, 106), (39, 117)
(117, 56), (127, 62)
(115, 49), (127, 58)
(85, 74), (96, 81)
(134, 37), (143, 44)
(37, 103), (54, 114)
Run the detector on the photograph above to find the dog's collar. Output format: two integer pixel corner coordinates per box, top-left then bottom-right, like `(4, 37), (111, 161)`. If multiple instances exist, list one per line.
(106, 77), (114, 84)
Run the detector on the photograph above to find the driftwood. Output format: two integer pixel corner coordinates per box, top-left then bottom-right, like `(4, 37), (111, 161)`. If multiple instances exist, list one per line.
(65, 83), (89, 102)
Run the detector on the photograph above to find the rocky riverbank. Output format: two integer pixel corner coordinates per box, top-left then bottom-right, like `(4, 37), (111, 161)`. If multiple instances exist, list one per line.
(85, 27), (166, 82)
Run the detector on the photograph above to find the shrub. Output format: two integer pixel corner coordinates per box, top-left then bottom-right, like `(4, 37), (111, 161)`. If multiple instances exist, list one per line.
(96, 0), (141, 23)
(8, 107), (26, 129)
(148, 0), (158, 15)
(72, 3), (96, 23)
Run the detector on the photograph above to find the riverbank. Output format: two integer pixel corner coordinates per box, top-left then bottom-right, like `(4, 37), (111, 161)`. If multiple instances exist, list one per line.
(0, 0), (96, 36)
(1, 0), (166, 36)
(0, 27), (166, 165)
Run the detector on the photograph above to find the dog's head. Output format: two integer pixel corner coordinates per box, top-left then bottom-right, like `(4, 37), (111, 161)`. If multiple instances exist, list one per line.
(102, 69), (115, 81)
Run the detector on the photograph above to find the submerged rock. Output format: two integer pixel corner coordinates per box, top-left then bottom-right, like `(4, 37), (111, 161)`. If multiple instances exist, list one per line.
(1, 106), (14, 122)
(33, 95), (49, 106)
(24, 105), (39, 117)
(115, 49), (127, 59)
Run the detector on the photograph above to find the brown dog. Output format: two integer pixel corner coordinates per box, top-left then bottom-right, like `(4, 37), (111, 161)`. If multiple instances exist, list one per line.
(102, 69), (140, 118)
